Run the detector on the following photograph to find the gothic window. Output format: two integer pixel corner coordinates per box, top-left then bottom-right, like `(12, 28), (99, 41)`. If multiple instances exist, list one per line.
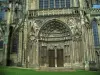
(0, 40), (3, 49)
(39, 0), (70, 9)
(39, 0), (43, 9)
(96, 0), (100, 4)
(92, 0), (100, 4)
(61, 0), (65, 8)
(50, 0), (54, 8)
(44, 0), (48, 8)
(12, 34), (19, 53)
(92, 19), (100, 47)
(66, 0), (70, 8)
(55, 0), (60, 8)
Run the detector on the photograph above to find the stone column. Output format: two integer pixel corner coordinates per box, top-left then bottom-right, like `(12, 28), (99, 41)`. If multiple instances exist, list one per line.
(73, 0), (79, 7)
(88, 28), (95, 62)
(98, 24), (100, 44)
(64, 44), (66, 67)
(78, 41), (80, 63)
(70, 0), (74, 7)
(35, 39), (39, 69)
(32, 41), (36, 65)
(88, 29), (92, 61)
(22, 20), (28, 67)
(76, 41), (78, 63)
(55, 48), (57, 67)
(81, 25), (85, 69)
(92, 32), (96, 62)
(79, 0), (87, 8)
(85, 27), (90, 70)
(70, 41), (73, 68)
(90, 28), (94, 61)
(81, 24), (88, 70)
(34, 24), (40, 68)
(75, 41), (77, 63)
(29, 0), (37, 10)
(72, 40), (75, 67)
(17, 30), (23, 65)
(3, 3), (11, 66)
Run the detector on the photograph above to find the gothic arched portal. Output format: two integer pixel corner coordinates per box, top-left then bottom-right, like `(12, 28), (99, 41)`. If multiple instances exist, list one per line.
(38, 19), (72, 67)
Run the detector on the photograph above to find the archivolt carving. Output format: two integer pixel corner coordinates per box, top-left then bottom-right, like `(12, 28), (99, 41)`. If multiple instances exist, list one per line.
(67, 17), (81, 27)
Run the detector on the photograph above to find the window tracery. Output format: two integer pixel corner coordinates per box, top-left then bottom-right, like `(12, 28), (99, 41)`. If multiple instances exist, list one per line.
(38, 20), (72, 42)
(39, 0), (70, 9)
(92, 19), (100, 46)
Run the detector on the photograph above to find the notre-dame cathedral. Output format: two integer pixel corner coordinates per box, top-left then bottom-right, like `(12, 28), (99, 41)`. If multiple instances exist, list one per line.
(0, 0), (100, 71)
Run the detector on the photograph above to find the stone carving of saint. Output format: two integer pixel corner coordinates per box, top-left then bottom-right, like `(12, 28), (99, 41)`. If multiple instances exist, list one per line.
(67, 18), (76, 27)
(29, 22), (39, 41)
(73, 26), (82, 40)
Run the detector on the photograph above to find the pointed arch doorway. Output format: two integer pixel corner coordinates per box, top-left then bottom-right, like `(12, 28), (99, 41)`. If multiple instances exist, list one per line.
(38, 19), (72, 67)
(48, 49), (64, 67)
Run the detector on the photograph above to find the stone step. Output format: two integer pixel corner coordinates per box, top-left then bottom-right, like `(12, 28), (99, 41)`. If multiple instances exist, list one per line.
(36, 67), (75, 72)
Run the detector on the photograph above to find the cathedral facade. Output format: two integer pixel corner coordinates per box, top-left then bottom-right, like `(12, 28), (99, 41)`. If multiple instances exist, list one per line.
(0, 0), (100, 71)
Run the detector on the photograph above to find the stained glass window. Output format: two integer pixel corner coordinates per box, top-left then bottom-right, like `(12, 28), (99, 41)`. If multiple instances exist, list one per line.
(44, 0), (48, 8)
(96, 0), (100, 4)
(39, 0), (70, 9)
(12, 34), (19, 53)
(50, 0), (54, 8)
(92, 19), (100, 46)
(61, 0), (65, 8)
(39, 0), (43, 9)
(55, 0), (59, 8)
(66, 0), (70, 8)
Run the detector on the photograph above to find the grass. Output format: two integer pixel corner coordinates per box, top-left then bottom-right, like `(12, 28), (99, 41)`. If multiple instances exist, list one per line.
(0, 66), (100, 75)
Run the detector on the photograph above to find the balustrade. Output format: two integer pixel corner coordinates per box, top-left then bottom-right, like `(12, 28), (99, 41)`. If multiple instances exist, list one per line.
(28, 8), (100, 18)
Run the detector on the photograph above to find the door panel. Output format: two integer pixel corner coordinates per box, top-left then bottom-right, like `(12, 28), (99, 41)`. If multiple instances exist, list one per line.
(57, 49), (64, 67)
(40, 46), (47, 66)
(49, 50), (55, 67)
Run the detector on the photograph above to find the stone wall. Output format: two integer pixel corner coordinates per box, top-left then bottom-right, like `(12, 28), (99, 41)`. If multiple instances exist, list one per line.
(0, 50), (3, 65)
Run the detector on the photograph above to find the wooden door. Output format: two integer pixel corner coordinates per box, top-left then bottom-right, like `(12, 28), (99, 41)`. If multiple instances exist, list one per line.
(48, 50), (55, 67)
(57, 49), (64, 67)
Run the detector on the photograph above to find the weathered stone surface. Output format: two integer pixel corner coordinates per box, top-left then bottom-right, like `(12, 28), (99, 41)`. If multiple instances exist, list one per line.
(1, 0), (100, 71)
